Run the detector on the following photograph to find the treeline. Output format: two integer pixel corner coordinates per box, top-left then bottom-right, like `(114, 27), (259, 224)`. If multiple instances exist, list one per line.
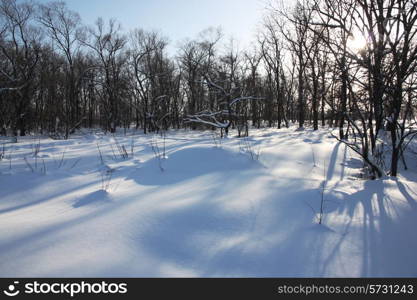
(1, 0), (416, 178)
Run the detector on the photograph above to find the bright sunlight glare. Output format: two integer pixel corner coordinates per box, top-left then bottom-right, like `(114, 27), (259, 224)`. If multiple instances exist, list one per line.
(348, 33), (368, 51)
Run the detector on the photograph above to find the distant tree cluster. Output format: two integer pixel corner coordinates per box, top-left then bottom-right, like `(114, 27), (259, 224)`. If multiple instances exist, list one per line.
(0, 0), (416, 177)
(267, 0), (417, 178)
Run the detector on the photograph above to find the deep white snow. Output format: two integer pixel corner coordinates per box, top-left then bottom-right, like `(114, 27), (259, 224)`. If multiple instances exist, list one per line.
(0, 127), (416, 277)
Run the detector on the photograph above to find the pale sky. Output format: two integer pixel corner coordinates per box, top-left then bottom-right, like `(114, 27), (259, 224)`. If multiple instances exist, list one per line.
(35, 0), (270, 54)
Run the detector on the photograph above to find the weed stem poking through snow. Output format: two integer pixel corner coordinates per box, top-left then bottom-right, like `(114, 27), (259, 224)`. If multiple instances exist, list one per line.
(319, 159), (326, 225)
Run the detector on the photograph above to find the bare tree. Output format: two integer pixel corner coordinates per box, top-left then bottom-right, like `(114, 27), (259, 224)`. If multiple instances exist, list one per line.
(0, 0), (41, 136)
(260, 18), (288, 129)
(80, 18), (127, 133)
(38, 1), (83, 138)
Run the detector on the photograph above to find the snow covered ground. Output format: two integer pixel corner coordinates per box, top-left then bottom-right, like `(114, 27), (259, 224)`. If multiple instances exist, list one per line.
(0, 127), (416, 277)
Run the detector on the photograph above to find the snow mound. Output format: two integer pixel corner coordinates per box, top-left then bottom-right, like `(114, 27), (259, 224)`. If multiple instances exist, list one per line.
(131, 146), (261, 186)
(72, 190), (112, 208)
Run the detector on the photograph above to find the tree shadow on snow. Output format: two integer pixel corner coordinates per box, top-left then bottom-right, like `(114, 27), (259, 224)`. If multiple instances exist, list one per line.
(133, 179), (346, 277)
(334, 179), (417, 277)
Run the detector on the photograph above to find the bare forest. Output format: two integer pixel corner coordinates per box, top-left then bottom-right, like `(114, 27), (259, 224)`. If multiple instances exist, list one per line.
(1, 0), (416, 179)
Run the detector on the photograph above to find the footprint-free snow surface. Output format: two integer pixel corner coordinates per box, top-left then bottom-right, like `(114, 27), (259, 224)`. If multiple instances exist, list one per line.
(0, 128), (416, 277)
